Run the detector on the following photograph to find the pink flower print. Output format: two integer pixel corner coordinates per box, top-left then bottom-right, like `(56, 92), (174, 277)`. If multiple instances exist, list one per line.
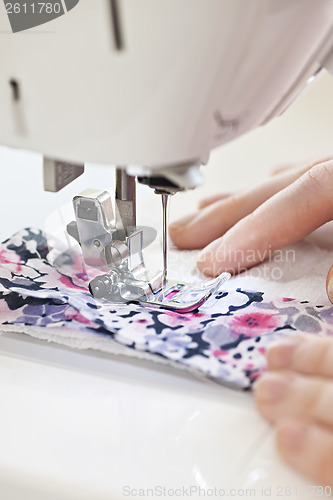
(0, 248), (22, 273)
(64, 307), (94, 326)
(52, 249), (99, 288)
(132, 312), (155, 332)
(213, 349), (229, 357)
(230, 312), (281, 336)
(0, 295), (24, 322)
(158, 311), (210, 329)
(59, 275), (89, 291)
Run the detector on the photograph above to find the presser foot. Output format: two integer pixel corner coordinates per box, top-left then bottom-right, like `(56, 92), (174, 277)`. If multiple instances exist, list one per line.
(89, 272), (230, 312)
(67, 187), (230, 312)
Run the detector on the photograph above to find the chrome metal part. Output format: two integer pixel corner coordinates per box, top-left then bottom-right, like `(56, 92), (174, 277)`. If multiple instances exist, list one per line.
(67, 170), (230, 312)
(67, 179), (163, 303)
(115, 168), (136, 234)
(140, 274), (231, 312)
(43, 157), (84, 192)
(161, 194), (169, 288)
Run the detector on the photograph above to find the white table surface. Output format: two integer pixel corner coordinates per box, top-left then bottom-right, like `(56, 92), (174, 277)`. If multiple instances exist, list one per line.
(0, 73), (333, 499)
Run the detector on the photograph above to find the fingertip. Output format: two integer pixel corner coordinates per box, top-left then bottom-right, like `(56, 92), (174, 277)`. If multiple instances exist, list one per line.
(169, 213), (199, 250)
(169, 227), (201, 250)
(266, 337), (303, 370)
(196, 257), (220, 277)
(169, 206), (226, 250)
(326, 265), (333, 304)
(198, 199), (210, 210)
(276, 419), (333, 487)
(196, 239), (227, 277)
(197, 264), (218, 277)
(276, 419), (309, 456)
(168, 213), (194, 233)
(253, 373), (285, 424)
(168, 226), (186, 249)
(198, 193), (231, 209)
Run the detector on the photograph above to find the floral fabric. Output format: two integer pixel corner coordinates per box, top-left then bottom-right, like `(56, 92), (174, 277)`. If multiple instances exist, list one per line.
(0, 228), (332, 389)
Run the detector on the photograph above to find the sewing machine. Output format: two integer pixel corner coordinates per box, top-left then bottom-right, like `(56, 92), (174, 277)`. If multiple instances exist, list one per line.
(1, 2), (333, 499)
(1, 0), (333, 312)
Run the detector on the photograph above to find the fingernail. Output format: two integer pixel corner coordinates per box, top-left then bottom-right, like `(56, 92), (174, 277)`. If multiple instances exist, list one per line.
(169, 222), (184, 232)
(255, 373), (291, 402)
(267, 337), (303, 369)
(169, 214), (194, 233)
(277, 421), (309, 453)
(196, 240), (221, 264)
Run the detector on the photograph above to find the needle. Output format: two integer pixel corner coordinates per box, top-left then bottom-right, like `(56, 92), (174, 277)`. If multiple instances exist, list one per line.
(161, 193), (169, 288)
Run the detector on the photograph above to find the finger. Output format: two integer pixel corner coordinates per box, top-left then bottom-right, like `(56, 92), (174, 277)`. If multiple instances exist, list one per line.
(170, 161), (313, 251)
(326, 265), (333, 303)
(254, 371), (333, 428)
(270, 162), (300, 176)
(270, 155), (332, 176)
(276, 419), (333, 489)
(267, 336), (333, 377)
(197, 159), (333, 276)
(198, 193), (232, 209)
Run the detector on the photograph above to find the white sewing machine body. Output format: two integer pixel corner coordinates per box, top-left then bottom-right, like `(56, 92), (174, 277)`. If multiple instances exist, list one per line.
(0, 0), (333, 172)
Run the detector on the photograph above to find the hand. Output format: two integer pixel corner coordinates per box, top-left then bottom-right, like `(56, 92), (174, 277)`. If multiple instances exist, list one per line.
(170, 157), (333, 486)
(169, 156), (333, 278)
(254, 335), (333, 488)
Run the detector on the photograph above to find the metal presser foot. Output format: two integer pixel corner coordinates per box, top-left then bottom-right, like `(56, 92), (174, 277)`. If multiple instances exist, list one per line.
(67, 169), (230, 313)
(88, 272), (230, 313)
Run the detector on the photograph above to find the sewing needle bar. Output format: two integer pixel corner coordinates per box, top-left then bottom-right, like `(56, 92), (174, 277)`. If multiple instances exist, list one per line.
(161, 193), (169, 288)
